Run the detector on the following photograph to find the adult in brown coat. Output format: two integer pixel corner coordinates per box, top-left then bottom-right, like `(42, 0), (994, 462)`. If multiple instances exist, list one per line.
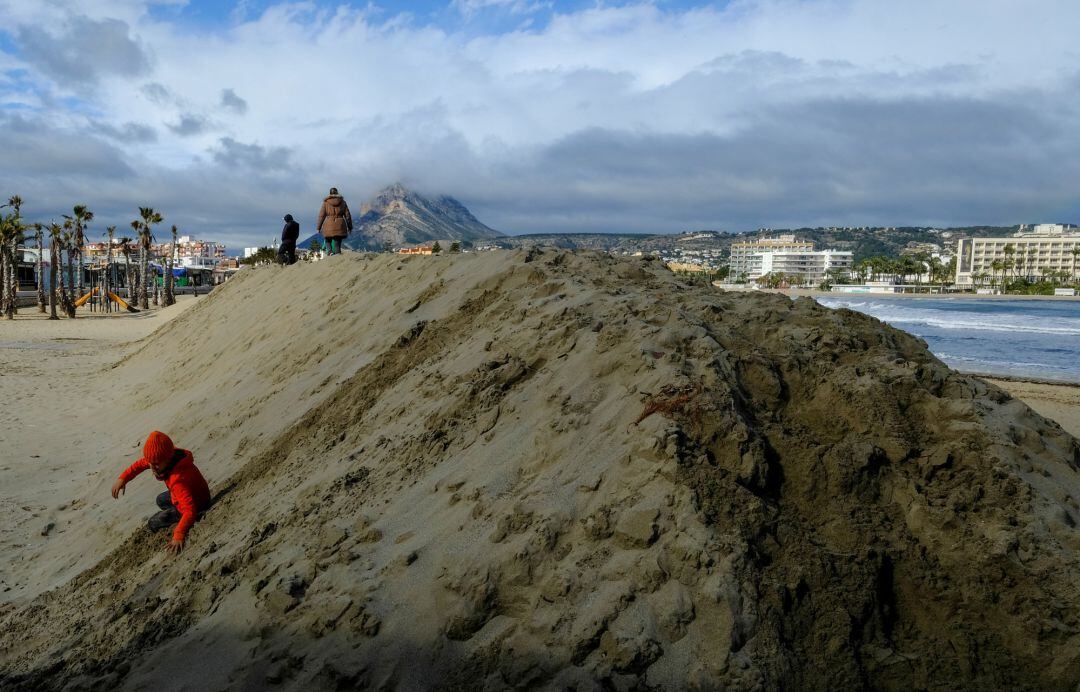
(316, 187), (353, 255)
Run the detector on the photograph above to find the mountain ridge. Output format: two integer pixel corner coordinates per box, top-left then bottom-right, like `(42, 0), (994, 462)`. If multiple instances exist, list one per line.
(300, 184), (502, 251)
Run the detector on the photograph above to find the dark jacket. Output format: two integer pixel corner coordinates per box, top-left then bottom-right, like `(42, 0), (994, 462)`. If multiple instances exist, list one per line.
(317, 195), (352, 239)
(281, 215), (300, 245)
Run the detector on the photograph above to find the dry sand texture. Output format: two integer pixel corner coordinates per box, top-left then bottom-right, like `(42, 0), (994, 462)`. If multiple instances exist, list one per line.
(1, 249), (1079, 690)
(986, 378), (1080, 439)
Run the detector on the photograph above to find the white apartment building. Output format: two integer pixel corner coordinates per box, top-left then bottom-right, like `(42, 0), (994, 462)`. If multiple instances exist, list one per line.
(755, 250), (854, 285)
(954, 224), (1079, 287)
(729, 234), (814, 280)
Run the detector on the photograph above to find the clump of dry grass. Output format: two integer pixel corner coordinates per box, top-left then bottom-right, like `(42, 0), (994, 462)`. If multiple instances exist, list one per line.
(632, 383), (703, 428)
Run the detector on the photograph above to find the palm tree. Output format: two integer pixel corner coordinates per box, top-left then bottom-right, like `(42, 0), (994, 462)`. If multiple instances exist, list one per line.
(1002, 243), (1015, 282)
(165, 225), (178, 306)
(989, 260), (1004, 289)
(927, 256), (944, 286)
(47, 223), (62, 320)
(128, 222), (141, 304)
(898, 257), (918, 287)
(34, 223), (46, 312)
(1071, 248), (1080, 286)
(911, 252), (929, 286)
(118, 235), (135, 299)
(134, 207), (163, 309)
(104, 226), (116, 312)
(60, 218), (77, 312)
(852, 260), (869, 283)
(60, 223), (76, 317)
(63, 205), (93, 298)
(2, 196), (26, 318)
(0, 213), (11, 319)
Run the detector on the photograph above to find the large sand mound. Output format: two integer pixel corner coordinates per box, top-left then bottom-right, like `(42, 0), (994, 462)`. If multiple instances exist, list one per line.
(2, 249), (1079, 690)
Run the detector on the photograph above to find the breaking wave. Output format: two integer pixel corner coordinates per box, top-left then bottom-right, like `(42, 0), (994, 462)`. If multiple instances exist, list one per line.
(818, 298), (1080, 336)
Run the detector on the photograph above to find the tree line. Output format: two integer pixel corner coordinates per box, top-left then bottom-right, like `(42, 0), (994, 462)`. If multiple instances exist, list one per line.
(0, 195), (181, 319)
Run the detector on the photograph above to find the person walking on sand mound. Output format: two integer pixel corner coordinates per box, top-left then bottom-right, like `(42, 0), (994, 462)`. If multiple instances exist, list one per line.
(316, 186), (353, 256)
(278, 213), (300, 265)
(111, 431), (210, 555)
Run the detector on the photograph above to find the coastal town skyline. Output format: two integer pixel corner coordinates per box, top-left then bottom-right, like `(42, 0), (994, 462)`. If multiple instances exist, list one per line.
(2, 0), (1080, 247)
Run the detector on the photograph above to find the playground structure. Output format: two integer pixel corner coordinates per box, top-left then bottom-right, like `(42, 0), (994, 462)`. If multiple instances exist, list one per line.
(73, 287), (139, 313)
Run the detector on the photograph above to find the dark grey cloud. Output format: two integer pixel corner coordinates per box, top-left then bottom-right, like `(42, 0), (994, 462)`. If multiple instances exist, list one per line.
(0, 114), (133, 179)
(93, 121), (158, 143)
(211, 137), (293, 170)
(441, 95), (1080, 234)
(140, 82), (173, 105)
(220, 88), (248, 114)
(16, 16), (150, 85)
(168, 114), (210, 136)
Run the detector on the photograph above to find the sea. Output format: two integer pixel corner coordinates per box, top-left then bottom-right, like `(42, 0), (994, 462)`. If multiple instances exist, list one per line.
(815, 296), (1080, 383)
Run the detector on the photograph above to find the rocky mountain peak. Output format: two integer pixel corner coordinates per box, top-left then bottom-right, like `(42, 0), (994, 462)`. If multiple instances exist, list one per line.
(345, 184), (503, 251)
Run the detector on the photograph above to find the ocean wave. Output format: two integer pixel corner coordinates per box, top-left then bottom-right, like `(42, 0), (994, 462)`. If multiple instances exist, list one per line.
(818, 299), (1080, 336)
(935, 354), (1079, 382)
(935, 352), (1068, 370)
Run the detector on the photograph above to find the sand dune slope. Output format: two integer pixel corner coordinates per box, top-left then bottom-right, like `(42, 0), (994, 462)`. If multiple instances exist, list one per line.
(1, 249), (1079, 690)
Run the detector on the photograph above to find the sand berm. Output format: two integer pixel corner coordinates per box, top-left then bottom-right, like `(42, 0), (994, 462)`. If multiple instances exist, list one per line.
(1, 249), (1079, 690)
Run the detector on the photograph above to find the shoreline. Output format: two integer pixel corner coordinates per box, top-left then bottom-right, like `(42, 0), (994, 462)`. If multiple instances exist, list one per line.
(968, 372), (1080, 388)
(980, 376), (1080, 438)
(778, 288), (1080, 301)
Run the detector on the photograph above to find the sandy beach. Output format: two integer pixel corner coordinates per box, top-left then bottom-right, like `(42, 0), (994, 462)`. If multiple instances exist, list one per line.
(755, 287), (1080, 301)
(983, 378), (1080, 438)
(2, 252), (1078, 689)
(0, 297), (201, 603)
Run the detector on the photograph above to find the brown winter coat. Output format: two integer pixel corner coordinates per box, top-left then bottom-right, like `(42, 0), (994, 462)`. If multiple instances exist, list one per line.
(317, 194), (353, 239)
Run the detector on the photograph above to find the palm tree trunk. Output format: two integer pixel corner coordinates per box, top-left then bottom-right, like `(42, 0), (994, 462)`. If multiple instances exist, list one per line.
(105, 243), (112, 314)
(64, 249), (74, 316)
(166, 235), (175, 306)
(36, 229), (46, 312)
(56, 248), (68, 317)
(49, 242), (59, 320)
(139, 245), (148, 310)
(124, 252), (133, 300)
(5, 238), (16, 318)
(7, 238), (17, 319)
(1, 244), (10, 319)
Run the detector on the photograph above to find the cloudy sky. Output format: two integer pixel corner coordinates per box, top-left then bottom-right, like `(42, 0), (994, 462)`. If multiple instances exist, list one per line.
(1, 0), (1079, 249)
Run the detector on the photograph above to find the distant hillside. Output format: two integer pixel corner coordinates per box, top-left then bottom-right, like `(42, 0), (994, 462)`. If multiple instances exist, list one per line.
(750, 226), (1019, 261)
(300, 184), (503, 251)
(299, 205), (1030, 261)
(495, 226), (1023, 261)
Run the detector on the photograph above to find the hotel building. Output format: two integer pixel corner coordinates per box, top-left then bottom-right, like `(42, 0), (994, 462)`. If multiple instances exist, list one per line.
(729, 234), (814, 280)
(954, 224), (1079, 287)
(729, 235), (853, 285)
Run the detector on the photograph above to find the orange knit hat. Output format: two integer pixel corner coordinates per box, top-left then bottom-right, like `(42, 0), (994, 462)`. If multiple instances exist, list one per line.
(143, 431), (175, 466)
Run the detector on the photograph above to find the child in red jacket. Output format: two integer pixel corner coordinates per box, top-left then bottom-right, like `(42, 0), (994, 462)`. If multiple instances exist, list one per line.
(111, 431), (211, 555)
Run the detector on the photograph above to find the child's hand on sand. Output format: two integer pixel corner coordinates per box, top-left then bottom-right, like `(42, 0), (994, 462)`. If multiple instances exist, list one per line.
(166, 538), (184, 555)
(111, 478), (127, 498)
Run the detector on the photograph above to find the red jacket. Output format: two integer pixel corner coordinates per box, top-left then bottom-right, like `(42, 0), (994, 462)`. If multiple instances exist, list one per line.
(119, 449), (210, 542)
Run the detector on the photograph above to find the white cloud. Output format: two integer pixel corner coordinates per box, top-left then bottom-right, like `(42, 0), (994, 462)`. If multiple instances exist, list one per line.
(453, 0), (551, 18)
(2, 0), (1080, 248)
